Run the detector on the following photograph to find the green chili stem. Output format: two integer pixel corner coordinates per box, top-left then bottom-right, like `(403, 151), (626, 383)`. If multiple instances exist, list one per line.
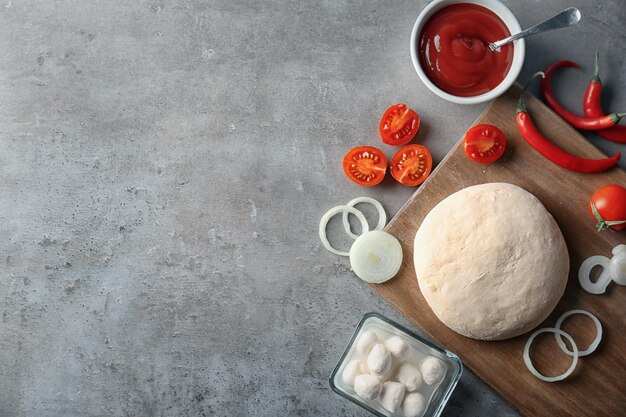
(516, 72), (545, 114)
(592, 51), (601, 83)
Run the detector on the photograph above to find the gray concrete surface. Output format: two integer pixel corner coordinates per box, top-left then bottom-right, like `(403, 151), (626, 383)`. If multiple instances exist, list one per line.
(0, 0), (624, 416)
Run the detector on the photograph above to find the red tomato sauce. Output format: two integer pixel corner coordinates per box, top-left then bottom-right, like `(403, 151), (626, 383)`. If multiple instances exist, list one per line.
(418, 3), (513, 97)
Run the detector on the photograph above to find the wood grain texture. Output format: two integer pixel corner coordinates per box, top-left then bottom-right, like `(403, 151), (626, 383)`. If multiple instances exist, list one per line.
(378, 84), (626, 417)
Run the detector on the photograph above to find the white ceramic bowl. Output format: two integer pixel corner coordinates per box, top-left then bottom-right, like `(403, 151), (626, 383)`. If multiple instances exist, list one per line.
(410, 0), (525, 105)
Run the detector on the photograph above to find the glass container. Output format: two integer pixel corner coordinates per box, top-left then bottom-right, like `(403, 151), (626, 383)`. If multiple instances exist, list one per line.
(329, 312), (462, 417)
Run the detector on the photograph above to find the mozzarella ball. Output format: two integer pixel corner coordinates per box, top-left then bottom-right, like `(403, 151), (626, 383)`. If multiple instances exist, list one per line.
(384, 335), (410, 361)
(397, 363), (423, 391)
(379, 381), (406, 412)
(354, 374), (382, 400)
(402, 392), (427, 417)
(420, 356), (446, 385)
(341, 359), (367, 387)
(356, 330), (378, 355)
(367, 343), (392, 377)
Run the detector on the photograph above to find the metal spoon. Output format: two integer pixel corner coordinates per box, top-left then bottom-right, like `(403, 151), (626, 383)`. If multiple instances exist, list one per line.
(488, 7), (581, 52)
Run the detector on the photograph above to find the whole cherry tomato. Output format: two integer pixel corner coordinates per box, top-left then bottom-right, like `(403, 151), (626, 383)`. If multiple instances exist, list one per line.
(588, 184), (626, 231)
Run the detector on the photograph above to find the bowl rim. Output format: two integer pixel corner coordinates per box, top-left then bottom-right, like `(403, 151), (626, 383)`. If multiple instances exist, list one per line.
(410, 0), (525, 105)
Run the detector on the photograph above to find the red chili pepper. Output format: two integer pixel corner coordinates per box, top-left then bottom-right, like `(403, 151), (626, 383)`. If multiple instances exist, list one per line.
(541, 61), (625, 130)
(516, 72), (621, 173)
(583, 52), (626, 143)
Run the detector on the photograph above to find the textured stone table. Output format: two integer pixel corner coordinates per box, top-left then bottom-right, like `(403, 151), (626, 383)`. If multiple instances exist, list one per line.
(1, 0), (624, 416)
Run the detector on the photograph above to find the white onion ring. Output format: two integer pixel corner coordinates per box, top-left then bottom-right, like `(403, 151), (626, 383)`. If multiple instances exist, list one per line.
(524, 327), (579, 383)
(349, 230), (402, 283)
(578, 255), (612, 294)
(319, 206), (369, 256)
(342, 197), (387, 239)
(554, 310), (602, 357)
(610, 244), (626, 285)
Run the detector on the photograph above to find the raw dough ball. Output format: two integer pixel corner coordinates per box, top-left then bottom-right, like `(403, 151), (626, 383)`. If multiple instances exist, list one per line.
(384, 336), (410, 361)
(341, 359), (367, 387)
(396, 363), (422, 391)
(379, 381), (406, 412)
(367, 343), (392, 377)
(354, 374), (382, 400)
(402, 392), (427, 417)
(420, 356), (446, 385)
(356, 330), (378, 355)
(413, 183), (569, 340)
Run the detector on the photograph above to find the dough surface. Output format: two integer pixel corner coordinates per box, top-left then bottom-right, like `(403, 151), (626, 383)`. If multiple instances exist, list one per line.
(413, 183), (569, 340)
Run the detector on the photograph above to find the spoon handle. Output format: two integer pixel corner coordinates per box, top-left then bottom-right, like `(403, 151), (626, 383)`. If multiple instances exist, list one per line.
(490, 7), (581, 51)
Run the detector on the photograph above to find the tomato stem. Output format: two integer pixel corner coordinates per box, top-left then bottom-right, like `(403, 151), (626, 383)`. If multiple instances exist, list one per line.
(516, 72), (545, 114)
(591, 202), (626, 231)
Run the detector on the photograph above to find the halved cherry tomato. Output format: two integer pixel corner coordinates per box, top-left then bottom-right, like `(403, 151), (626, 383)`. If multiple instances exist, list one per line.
(379, 104), (421, 146)
(588, 184), (626, 231)
(342, 146), (388, 186)
(390, 144), (432, 186)
(463, 124), (507, 164)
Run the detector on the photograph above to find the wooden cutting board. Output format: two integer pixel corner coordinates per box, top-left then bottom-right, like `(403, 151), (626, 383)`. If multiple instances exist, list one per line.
(379, 84), (626, 417)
